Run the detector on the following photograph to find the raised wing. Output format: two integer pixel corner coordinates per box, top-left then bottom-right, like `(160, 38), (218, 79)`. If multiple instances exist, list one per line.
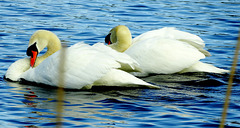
(132, 27), (210, 57)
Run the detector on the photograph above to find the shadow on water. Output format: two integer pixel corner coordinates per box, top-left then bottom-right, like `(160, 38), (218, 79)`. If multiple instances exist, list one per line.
(141, 72), (230, 89)
(5, 71), (234, 104)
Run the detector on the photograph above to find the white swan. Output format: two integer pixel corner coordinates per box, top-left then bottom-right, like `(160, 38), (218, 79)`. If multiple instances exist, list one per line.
(5, 30), (159, 89)
(105, 25), (228, 76)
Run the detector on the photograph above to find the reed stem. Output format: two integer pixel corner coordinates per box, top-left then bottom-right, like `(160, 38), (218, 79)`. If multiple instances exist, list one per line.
(219, 30), (240, 128)
(56, 44), (67, 128)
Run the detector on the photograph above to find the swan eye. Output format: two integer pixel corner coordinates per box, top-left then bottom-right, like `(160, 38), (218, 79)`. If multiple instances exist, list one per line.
(105, 33), (112, 45)
(27, 42), (38, 57)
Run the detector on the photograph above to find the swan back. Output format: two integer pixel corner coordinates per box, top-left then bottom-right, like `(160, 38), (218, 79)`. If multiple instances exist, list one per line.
(5, 58), (30, 81)
(125, 38), (206, 75)
(132, 27), (211, 57)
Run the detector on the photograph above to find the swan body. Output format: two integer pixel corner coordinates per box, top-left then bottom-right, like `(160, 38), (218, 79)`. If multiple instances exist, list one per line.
(5, 30), (159, 89)
(105, 25), (228, 76)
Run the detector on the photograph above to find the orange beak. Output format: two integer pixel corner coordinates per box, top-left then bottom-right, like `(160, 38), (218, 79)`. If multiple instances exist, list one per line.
(30, 51), (38, 68)
(108, 41), (111, 45)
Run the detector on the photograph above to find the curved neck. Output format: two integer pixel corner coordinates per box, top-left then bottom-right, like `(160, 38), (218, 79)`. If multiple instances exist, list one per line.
(110, 25), (132, 52)
(34, 33), (62, 67)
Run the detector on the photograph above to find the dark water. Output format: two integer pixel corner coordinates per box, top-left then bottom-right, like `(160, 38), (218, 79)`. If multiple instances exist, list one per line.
(0, 0), (240, 127)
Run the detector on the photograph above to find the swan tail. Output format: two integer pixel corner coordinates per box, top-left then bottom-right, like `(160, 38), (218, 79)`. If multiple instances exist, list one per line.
(180, 61), (229, 74)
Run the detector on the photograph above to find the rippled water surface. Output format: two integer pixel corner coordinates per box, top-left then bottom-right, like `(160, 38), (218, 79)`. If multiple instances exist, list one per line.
(0, 0), (240, 127)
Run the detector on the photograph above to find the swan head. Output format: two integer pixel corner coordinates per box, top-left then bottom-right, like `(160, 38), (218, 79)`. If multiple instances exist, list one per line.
(105, 25), (132, 52)
(26, 30), (61, 67)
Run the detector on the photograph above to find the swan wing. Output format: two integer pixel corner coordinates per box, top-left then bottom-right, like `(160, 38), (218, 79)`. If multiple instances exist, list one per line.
(21, 42), (142, 89)
(91, 43), (141, 72)
(20, 43), (123, 89)
(125, 38), (206, 75)
(133, 27), (210, 57)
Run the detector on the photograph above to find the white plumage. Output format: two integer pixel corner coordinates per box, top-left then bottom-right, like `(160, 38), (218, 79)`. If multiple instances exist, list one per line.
(106, 25), (228, 76)
(5, 30), (159, 89)
(21, 42), (153, 89)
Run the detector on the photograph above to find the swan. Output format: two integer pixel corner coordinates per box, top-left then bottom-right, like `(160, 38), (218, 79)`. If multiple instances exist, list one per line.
(5, 30), (159, 89)
(105, 25), (228, 76)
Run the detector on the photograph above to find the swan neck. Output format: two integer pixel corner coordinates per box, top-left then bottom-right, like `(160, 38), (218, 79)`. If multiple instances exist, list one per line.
(34, 34), (62, 67)
(116, 34), (132, 52)
(110, 25), (132, 52)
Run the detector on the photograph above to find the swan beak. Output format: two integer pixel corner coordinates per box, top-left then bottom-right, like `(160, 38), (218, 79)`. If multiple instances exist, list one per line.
(105, 33), (112, 45)
(27, 42), (38, 68)
(30, 51), (38, 67)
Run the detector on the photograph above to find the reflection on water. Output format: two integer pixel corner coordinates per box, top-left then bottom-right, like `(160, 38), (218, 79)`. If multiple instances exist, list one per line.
(6, 81), (151, 127)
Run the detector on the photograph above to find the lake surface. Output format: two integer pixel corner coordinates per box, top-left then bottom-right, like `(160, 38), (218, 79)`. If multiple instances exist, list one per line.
(0, 0), (240, 127)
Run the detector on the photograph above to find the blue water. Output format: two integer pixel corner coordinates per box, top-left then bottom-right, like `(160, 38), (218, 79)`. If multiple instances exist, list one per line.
(0, 0), (240, 127)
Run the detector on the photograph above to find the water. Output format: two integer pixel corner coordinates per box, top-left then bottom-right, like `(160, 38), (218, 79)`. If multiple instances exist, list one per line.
(0, 0), (240, 127)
